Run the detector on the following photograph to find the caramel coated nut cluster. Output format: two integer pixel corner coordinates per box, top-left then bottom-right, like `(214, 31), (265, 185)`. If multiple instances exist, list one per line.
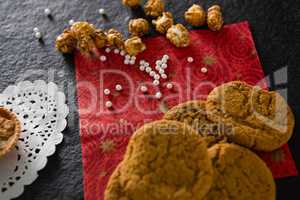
(128, 18), (150, 37)
(207, 5), (224, 31)
(106, 29), (125, 49)
(144, 0), (164, 17)
(122, 0), (140, 7)
(124, 36), (146, 56)
(152, 12), (174, 34)
(185, 4), (206, 26)
(166, 24), (190, 48)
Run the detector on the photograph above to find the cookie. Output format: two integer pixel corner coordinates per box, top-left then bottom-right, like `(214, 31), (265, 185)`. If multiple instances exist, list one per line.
(163, 100), (228, 147)
(104, 120), (214, 200)
(0, 107), (21, 158)
(203, 143), (276, 200)
(206, 81), (295, 151)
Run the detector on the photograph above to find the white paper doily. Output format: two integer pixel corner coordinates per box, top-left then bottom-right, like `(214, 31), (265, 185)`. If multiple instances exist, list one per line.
(0, 80), (69, 200)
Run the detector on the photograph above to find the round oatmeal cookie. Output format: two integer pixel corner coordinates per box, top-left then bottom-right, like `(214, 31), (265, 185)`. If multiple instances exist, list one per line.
(206, 81), (295, 151)
(163, 100), (228, 147)
(203, 143), (276, 200)
(104, 120), (213, 200)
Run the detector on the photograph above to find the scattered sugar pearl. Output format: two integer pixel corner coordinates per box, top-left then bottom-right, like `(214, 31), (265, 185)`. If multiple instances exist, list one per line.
(124, 59), (130, 65)
(163, 54), (169, 60)
(140, 60), (145, 65)
(114, 49), (120, 54)
(155, 92), (162, 99)
(201, 67), (208, 73)
(155, 65), (161, 71)
(161, 74), (167, 79)
(34, 31), (42, 39)
(105, 101), (113, 108)
(69, 19), (75, 26)
(144, 62), (150, 67)
(159, 69), (165, 74)
(105, 47), (111, 53)
(154, 74), (160, 80)
(115, 84), (123, 91)
(166, 83), (173, 89)
(153, 80), (160, 86)
(125, 55), (131, 60)
(33, 27), (39, 32)
(140, 86), (148, 93)
(139, 65), (145, 71)
(145, 67), (152, 73)
(129, 59), (135, 65)
(100, 55), (107, 62)
(187, 57), (194, 63)
(150, 71), (156, 77)
(131, 56), (136, 60)
(161, 63), (167, 69)
(120, 50), (126, 56)
(156, 60), (162, 66)
(104, 89), (110, 95)
(44, 8), (51, 16)
(98, 8), (105, 15)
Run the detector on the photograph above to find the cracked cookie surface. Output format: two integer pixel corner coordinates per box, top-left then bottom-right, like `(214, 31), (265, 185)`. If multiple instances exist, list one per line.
(104, 120), (213, 200)
(203, 143), (275, 200)
(206, 81), (294, 151)
(163, 100), (228, 147)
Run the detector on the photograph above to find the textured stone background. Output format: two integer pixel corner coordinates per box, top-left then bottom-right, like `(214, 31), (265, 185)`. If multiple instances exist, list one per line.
(0, 0), (299, 199)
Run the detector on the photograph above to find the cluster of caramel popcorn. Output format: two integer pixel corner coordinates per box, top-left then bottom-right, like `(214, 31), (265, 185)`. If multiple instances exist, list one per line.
(144, 0), (164, 17)
(122, 0), (140, 7)
(185, 4), (223, 31)
(128, 18), (149, 37)
(125, 36), (146, 56)
(166, 24), (190, 47)
(106, 29), (125, 49)
(152, 12), (173, 34)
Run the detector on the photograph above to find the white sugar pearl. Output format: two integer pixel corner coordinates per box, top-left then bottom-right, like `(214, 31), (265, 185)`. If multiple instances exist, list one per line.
(35, 31), (42, 39)
(105, 47), (111, 53)
(139, 65), (145, 71)
(44, 8), (51, 16)
(153, 80), (160, 86)
(159, 69), (165, 74)
(105, 101), (113, 108)
(145, 67), (152, 73)
(129, 60), (135, 65)
(201, 67), (208, 73)
(33, 27), (39, 32)
(104, 89), (110, 95)
(163, 54), (169, 60)
(124, 59), (130, 65)
(187, 57), (194, 63)
(100, 55), (107, 62)
(156, 60), (162, 66)
(114, 49), (120, 54)
(161, 63), (167, 69)
(155, 92), (162, 99)
(131, 56), (136, 60)
(166, 83), (173, 89)
(140, 86), (148, 92)
(98, 8), (105, 15)
(155, 65), (161, 70)
(144, 62), (150, 67)
(154, 74), (160, 80)
(120, 50), (126, 56)
(115, 84), (123, 91)
(140, 60), (145, 65)
(161, 74), (167, 79)
(69, 19), (75, 26)
(125, 55), (131, 60)
(150, 71), (156, 77)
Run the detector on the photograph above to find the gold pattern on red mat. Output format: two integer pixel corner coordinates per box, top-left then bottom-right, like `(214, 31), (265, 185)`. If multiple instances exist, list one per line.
(100, 140), (115, 153)
(202, 55), (216, 66)
(99, 171), (107, 178)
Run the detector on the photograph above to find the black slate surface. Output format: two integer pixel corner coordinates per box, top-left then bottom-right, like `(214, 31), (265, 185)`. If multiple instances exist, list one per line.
(0, 0), (299, 199)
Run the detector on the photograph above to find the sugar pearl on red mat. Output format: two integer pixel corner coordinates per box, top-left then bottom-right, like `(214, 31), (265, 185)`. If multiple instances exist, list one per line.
(115, 84), (123, 91)
(114, 49), (120, 54)
(155, 92), (162, 99)
(153, 80), (160, 86)
(166, 83), (173, 89)
(154, 74), (160, 80)
(100, 55), (107, 62)
(139, 65), (145, 71)
(161, 74), (167, 79)
(104, 89), (110, 95)
(105, 47), (111, 53)
(201, 67), (208, 73)
(105, 101), (113, 108)
(140, 86), (148, 92)
(187, 57), (194, 63)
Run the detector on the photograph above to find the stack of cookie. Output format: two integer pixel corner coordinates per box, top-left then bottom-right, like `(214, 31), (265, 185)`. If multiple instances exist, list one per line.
(104, 81), (294, 200)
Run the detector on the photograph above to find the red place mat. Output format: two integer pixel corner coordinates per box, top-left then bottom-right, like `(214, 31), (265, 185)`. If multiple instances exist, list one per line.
(75, 21), (298, 200)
